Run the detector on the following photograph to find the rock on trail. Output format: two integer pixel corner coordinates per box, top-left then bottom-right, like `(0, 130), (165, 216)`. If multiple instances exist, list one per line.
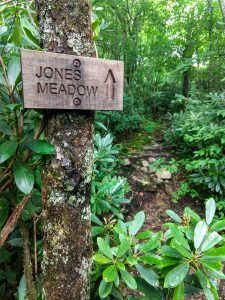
(120, 140), (203, 231)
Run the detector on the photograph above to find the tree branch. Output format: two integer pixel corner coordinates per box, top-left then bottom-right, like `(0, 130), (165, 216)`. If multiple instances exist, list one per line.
(18, 219), (37, 300)
(0, 193), (32, 247)
(0, 0), (14, 6)
(0, 176), (13, 193)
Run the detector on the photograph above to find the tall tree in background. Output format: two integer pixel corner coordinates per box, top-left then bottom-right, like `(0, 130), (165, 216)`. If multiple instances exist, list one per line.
(219, 0), (225, 21)
(35, 0), (95, 299)
(95, 0), (225, 118)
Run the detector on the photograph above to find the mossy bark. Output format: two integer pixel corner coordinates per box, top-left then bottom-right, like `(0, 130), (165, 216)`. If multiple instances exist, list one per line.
(35, 1), (95, 299)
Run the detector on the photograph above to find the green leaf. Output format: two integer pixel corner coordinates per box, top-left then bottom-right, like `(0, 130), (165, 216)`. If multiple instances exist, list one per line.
(117, 238), (131, 258)
(136, 264), (158, 287)
(5, 103), (22, 111)
(91, 214), (103, 226)
(164, 263), (189, 288)
(169, 224), (191, 251)
(173, 282), (184, 300)
(202, 256), (225, 262)
(114, 271), (120, 287)
(200, 232), (222, 252)
(6, 270), (16, 283)
(27, 140), (55, 155)
(0, 120), (13, 136)
(114, 220), (127, 235)
(103, 265), (117, 282)
(0, 207), (8, 228)
(92, 19), (101, 32)
(11, 16), (22, 46)
(196, 269), (214, 300)
(135, 277), (162, 299)
(194, 220), (207, 250)
(91, 226), (104, 237)
(120, 269), (137, 290)
(162, 257), (181, 268)
(99, 279), (112, 299)
(171, 239), (192, 259)
(0, 281), (5, 296)
(202, 261), (225, 279)
(129, 211), (145, 236)
(160, 246), (182, 258)
(18, 275), (27, 300)
(0, 248), (10, 263)
(210, 284), (219, 300)
(0, 198), (9, 228)
(95, 122), (107, 131)
(23, 27), (39, 47)
(138, 254), (163, 268)
(136, 230), (152, 239)
(202, 260), (222, 271)
(210, 220), (225, 232)
(0, 26), (7, 35)
(13, 161), (34, 194)
(126, 256), (138, 266)
(205, 198), (216, 225)
(93, 254), (111, 265)
(7, 56), (21, 88)
(205, 246), (225, 257)
(184, 207), (201, 224)
(7, 238), (22, 247)
(97, 237), (113, 260)
(166, 210), (181, 223)
(116, 261), (125, 270)
(185, 227), (194, 241)
(0, 140), (18, 163)
(139, 239), (160, 253)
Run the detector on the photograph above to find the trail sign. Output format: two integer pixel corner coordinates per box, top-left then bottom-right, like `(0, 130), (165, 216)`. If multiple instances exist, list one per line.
(21, 49), (123, 110)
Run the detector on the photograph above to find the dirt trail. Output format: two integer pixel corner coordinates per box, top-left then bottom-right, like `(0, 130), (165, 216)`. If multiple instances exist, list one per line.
(121, 136), (203, 230)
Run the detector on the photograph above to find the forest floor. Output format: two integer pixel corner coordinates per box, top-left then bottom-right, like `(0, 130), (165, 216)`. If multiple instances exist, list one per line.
(118, 123), (216, 300)
(119, 123), (204, 231)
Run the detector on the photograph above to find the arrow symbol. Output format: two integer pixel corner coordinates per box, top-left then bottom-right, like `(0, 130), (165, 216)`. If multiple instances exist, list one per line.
(104, 69), (116, 101)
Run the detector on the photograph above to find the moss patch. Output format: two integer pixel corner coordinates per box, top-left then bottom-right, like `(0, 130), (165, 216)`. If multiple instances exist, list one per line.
(119, 120), (161, 155)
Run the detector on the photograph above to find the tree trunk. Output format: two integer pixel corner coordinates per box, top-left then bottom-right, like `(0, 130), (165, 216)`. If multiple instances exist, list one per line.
(207, 0), (214, 90)
(219, 0), (225, 22)
(182, 69), (191, 98)
(182, 44), (193, 98)
(35, 1), (95, 299)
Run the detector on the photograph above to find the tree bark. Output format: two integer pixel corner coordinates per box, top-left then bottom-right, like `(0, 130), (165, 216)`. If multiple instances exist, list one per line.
(182, 43), (193, 98)
(205, 0), (214, 91)
(219, 0), (225, 23)
(182, 69), (191, 98)
(35, 1), (95, 299)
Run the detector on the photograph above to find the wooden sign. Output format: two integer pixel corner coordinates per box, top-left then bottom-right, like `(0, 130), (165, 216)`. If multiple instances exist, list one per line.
(21, 49), (123, 110)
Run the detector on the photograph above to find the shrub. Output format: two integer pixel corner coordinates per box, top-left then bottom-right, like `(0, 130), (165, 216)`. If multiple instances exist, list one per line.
(95, 94), (145, 136)
(92, 198), (225, 300)
(166, 92), (225, 208)
(92, 129), (130, 218)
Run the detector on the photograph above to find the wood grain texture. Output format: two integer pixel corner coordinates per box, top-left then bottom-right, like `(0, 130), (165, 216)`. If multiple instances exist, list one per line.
(21, 49), (123, 110)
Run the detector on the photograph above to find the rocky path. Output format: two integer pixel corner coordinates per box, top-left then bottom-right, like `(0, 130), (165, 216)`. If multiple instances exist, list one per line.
(121, 138), (203, 231)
